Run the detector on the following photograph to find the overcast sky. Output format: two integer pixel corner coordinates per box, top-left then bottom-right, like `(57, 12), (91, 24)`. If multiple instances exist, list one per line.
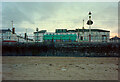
(2, 2), (118, 37)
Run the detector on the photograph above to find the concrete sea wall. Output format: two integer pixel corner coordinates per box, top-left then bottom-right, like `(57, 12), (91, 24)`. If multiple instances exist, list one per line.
(2, 42), (120, 57)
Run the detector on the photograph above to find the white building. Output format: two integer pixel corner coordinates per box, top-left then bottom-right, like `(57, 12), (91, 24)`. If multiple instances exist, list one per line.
(0, 28), (34, 42)
(0, 29), (18, 42)
(34, 30), (46, 42)
(33, 28), (110, 42)
(109, 36), (120, 43)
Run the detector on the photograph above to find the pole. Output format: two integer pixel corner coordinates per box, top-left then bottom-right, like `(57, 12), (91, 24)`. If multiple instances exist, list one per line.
(17, 34), (19, 43)
(26, 29), (28, 43)
(83, 20), (84, 41)
(87, 12), (93, 42)
(88, 12), (92, 42)
(11, 20), (13, 41)
(78, 28), (79, 42)
(36, 28), (38, 43)
(37, 32), (38, 43)
(11, 20), (13, 29)
(89, 25), (91, 42)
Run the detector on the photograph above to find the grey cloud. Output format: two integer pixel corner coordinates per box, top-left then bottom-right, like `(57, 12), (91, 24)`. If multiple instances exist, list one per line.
(72, 18), (81, 24)
(2, 2), (118, 36)
(2, 2), (64, 27)
(2, 2), (35, 28)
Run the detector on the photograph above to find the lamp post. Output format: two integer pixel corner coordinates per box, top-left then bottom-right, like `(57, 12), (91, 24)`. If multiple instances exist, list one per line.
(36, 28), (38, 43)
(78, 28), (80, 42)
(82, 19), (85, 41)
(26, 29), (28, 43)
(87, 12), (93, 42)
(11, 20), (13, 41)
(11, 20), (13, 30)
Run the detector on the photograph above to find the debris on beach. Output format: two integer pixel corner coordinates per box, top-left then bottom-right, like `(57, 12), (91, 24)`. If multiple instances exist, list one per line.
(100, 63), (103, 64)
(13, 64), (22, 68)
(49, 64), (52, 66)
(91, 68), (93, 70)
(61, 68), (67, 71)
(69, 64), (72, 65)
(105, 70), (107, 71)
(35, 63), (38, 66)
(116, 64), (118, 65)
(116, 69), (118, 70)
(82, 68), (85, 69)
(75, 65), (79, 67)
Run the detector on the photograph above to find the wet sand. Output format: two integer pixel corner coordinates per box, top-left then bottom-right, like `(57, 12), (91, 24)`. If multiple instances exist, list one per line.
(2, 56), (118, 80)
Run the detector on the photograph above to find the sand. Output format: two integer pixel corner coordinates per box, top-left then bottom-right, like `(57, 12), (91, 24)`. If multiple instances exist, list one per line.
(2, 56), (118, 80)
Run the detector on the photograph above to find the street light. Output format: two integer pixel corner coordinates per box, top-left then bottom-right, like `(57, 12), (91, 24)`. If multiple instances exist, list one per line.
(87, 11), (93, 42)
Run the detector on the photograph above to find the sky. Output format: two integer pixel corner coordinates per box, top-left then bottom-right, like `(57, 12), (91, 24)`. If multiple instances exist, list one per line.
(1, 2), (119, 38)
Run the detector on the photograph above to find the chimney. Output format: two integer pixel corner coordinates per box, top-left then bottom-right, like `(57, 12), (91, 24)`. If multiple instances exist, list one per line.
(36, 28), (39, 32)
(12, 28), (15, 34)
(25, 33), (27, 39)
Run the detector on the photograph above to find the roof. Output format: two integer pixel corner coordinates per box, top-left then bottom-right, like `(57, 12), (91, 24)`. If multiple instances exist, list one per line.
(17, 35), (33, 41)
(55, 28), (110, 33)
(76, 29), (110, 32)
(26, 38), (33, 41)
(55, 29), (67, 33)
(67, 30), (76, 32)
(110, 36), (120, 40)
(17, 35), (24, 39)
(34, 30), (47, 34)
(0, 29), (11, 33)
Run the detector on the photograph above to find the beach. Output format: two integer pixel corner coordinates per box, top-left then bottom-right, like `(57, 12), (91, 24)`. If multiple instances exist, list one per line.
(2, 56), (118, 80)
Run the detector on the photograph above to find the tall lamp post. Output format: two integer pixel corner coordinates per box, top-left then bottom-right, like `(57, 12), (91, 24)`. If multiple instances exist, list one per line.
(11, 20), (13, 41)
(26, 29), (28, 43)
(87, 12), (93, 42)
(36, 28), (38, 43)
(82, 19), (85, 41)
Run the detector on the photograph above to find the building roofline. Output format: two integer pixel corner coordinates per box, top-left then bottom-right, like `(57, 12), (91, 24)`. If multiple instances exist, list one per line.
(76, 29), (110, 32)
(109, 36), (120, 40)
(34, 30), (47, 34)
(34, 28), (110, 34)
(0, 29), (11, 33)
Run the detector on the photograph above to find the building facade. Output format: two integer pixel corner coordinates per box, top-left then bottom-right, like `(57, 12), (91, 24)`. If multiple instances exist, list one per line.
(0, 29), (18, 42)
(0, 28), (34, 42)
(109, 36), (120, 43)
(34, 28), (110, 42)
(34, 30), (46, 42)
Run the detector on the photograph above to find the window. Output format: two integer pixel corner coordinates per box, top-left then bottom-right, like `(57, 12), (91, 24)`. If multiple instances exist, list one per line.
(81, 36), (83, 40)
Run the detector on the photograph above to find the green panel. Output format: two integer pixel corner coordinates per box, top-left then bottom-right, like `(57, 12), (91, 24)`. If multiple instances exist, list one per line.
(53, 37), (61, 40)
(43, 35), (53, 40)
(43, 34), (77, 40)
(52, 35), (60, 40)
(61, 36), (69, 40)
(53, 35), (60, 37)
(44, 37), (52, 40)
(70, 37), (76, 40)
(71, 34), (77, 40)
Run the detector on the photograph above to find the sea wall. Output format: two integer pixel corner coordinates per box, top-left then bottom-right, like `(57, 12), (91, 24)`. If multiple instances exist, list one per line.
(2, 42), (120, 57)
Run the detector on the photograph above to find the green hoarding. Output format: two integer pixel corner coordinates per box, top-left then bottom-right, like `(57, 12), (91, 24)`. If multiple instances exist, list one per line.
(43, 34), (77, 41)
